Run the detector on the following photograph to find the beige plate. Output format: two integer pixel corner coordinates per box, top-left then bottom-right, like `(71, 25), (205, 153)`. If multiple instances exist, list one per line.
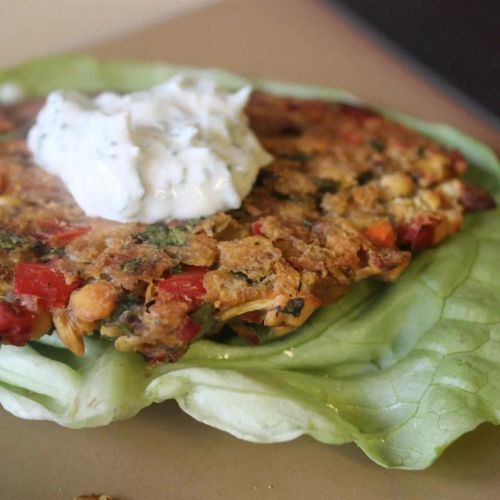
(1, 1), (499, 498)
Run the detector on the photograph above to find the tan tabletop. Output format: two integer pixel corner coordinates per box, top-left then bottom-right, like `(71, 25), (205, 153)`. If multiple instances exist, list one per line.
(1, 1), (499, 499)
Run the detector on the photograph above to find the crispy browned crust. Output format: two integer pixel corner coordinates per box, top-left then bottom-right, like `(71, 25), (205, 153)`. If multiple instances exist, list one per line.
(0, 92), (495, 362)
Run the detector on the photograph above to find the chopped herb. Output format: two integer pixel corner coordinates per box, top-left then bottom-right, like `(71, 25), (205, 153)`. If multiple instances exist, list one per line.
(282, 298), (305, 318)
(417, 146), (426, 158)
(358, 171), (373, 185)
(109, 293), (142, 322)
(272, 191), (291, 201)
(122, 258), (141, 273)
(369, 139), (386, 152)
(168, 264), (184, 274)
(31, 241), (47, 257)
(190, 303), (216, 337)
(118, 324), (134, 336)
(145, 300), (156, 310)
(137, 224), (189, 247)
(231, 271), (254, 284)
(242, 322), (278, 344)
(303, 219), (315, 228)
(246, 322), (271, 336)
(230, 271), (267, 285)
(47, 247), (65, 257)
(186, 218), (202, 226)
(37, 133), (47, 151)
(227, 164), (233, 172)
(0, 231), (27, 250)
(313, 177), (339, 193)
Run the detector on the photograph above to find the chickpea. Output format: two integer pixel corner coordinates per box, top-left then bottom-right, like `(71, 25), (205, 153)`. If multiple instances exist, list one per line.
(380, 173), (415, 199)
(115, 335), (143, 352)
(53, 310), (85, 356)
(31, 310), (52, 339)
(417, 153), (447, 185)
(418, 189), (442, 210)
(69, 282), (119, 322)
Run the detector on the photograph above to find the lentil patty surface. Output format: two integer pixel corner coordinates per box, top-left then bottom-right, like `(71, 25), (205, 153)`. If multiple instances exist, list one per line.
(0, 92), (494, 362)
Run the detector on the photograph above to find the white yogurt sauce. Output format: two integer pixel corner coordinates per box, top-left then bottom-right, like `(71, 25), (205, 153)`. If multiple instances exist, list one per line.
(27, 76), (272, 223)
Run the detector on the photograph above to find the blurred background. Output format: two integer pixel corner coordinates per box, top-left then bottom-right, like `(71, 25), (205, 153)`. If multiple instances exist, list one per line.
(334, 0), (500, 129)
(0, 0), (217, 66)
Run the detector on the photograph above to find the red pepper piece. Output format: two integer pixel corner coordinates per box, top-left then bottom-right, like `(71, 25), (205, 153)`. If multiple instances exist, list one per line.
(251, 221), (263, 235)
(35, 220), (90, 246)
(158, 266), (208, 300)
(460, 183), (496, 212)
(0, 299), (35, 346)
(398, 218), (438, 252)
(14, 262), (78, 309)
(175, 318), (201, 343)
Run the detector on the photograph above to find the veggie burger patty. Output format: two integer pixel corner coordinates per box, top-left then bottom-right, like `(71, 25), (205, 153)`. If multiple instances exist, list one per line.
(0, 92), (495, 362)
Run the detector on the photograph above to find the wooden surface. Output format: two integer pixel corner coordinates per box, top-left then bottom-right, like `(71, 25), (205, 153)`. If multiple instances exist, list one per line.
(1, 1), (499, 499)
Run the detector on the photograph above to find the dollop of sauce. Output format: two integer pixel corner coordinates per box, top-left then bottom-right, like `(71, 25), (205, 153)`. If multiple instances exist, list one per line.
(27, 77), (272, 223)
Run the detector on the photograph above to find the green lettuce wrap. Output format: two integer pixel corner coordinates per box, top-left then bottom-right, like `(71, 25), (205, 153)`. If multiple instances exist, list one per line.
(0, 55), (499, 470)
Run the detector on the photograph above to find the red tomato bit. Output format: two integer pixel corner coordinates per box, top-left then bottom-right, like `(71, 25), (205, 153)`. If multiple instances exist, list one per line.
(0, 299), (35, 346)
(14, 262), (78, 308)
(250, 221), (263, 236)
(158, 266), (208, 301)
(35, 220), (90, 246)
(175, 318), (202, 343)
(398, 218), (438, 252)
(459, 183), (496, 212)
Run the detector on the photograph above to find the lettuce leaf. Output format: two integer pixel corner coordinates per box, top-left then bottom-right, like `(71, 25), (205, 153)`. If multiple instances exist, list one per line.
(0, 55), (499, 469)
